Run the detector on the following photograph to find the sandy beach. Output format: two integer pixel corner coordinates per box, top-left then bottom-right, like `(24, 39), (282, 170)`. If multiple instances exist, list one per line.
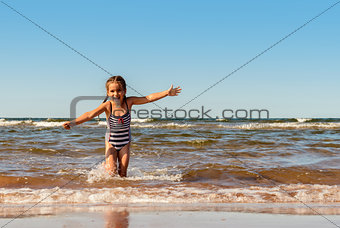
(1, 204), (340, 228)
(1, 209), (340, 228)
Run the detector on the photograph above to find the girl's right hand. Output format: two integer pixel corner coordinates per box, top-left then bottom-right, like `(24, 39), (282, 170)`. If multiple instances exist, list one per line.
(63, 121), (71, 130)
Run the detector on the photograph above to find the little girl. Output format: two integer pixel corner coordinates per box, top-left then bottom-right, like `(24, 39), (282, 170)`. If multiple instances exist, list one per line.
(63, 76), (181, 177)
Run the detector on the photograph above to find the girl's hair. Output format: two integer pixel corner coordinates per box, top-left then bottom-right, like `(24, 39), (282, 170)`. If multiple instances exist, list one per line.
(102, 75), (127, 103)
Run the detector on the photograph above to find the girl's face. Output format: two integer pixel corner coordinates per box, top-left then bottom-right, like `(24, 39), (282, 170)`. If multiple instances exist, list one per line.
(107, 82), (126, 103)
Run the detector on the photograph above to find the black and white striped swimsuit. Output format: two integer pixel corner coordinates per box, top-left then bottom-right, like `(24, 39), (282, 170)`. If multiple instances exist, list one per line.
(105, 100), (131, 151)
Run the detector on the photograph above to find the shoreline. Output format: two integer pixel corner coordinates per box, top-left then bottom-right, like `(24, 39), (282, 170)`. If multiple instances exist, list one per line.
(1, 204), (340, 228)
(1, 203), (340, 217)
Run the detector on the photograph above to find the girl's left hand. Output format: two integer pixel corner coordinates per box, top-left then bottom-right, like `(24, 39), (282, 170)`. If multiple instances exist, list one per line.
(63, 121), (71, 130)
(168, 84), (182, 96)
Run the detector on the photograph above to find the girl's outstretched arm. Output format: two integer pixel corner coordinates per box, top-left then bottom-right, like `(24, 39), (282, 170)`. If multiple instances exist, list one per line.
(130, 85), (181, 105)
(63, 102), (108, 129)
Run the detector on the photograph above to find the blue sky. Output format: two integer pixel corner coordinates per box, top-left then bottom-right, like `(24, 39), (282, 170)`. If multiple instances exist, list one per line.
(1, 0), (339, 118)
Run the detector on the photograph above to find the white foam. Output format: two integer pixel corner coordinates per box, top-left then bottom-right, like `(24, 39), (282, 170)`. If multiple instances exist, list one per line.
(33, 122), (63, 127)
(1, 118), (339, 130)
(86, 164), (116, 184)
(126, 168), (182, 182)
(0, 120), (63, 127)
(131, 118), (154, 123)
(218, 122), (340, 130)
(0, 184), (338, 205)
(97, 121), (107, 126)
(132, 122), (193, 129)
(296, 118), (312, 123)
(86, 166), (182, 183)
(0, 120), (25, 126)
(216, 118), (230, 122)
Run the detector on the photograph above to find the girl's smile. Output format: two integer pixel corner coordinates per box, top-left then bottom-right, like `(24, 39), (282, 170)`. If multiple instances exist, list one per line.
(107, 82), (126, 105)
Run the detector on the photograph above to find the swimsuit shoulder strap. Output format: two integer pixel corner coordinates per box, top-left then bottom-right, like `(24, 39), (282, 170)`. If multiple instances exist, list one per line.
(109, 101), (112, 115)
(125, 99), (129, 114)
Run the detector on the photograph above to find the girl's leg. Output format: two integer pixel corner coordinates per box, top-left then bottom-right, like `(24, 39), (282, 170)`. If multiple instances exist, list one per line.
(105, 141), (118, 176)
(117, 142), (130, 177)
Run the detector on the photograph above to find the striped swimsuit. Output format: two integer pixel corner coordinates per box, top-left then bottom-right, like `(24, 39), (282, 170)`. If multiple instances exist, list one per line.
(105, 100), (131, 151)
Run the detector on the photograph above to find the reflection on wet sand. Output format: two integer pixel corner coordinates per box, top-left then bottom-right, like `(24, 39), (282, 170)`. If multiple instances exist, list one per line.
(104, 209), (129, 228)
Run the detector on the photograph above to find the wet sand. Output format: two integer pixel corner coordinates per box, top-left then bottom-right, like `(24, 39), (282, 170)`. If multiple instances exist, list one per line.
(1, 204), (340, 228)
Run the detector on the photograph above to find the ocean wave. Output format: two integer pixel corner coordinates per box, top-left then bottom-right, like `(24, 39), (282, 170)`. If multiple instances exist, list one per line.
(180, 165), (340, 186)
(295, 118), (313, 123)
(1, 117), (340, 129)
(96, 121), (107, 126)
(0, 120), (99, 128)
(0, 120), (35, 126)
(0, 119), (63, 127)
(0, 184), (338, 205)
(33, 122), (64, 127)
(216, 118), (231, 122)
(184, 139), (217, 147)
(46, 118), (69, 122)
(0, 119), (193, 129)
(131, 118), (156, 123)
(86, 165), (182, 184)
(131, 122), (194, 129)
(218, 122), (340, 130)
